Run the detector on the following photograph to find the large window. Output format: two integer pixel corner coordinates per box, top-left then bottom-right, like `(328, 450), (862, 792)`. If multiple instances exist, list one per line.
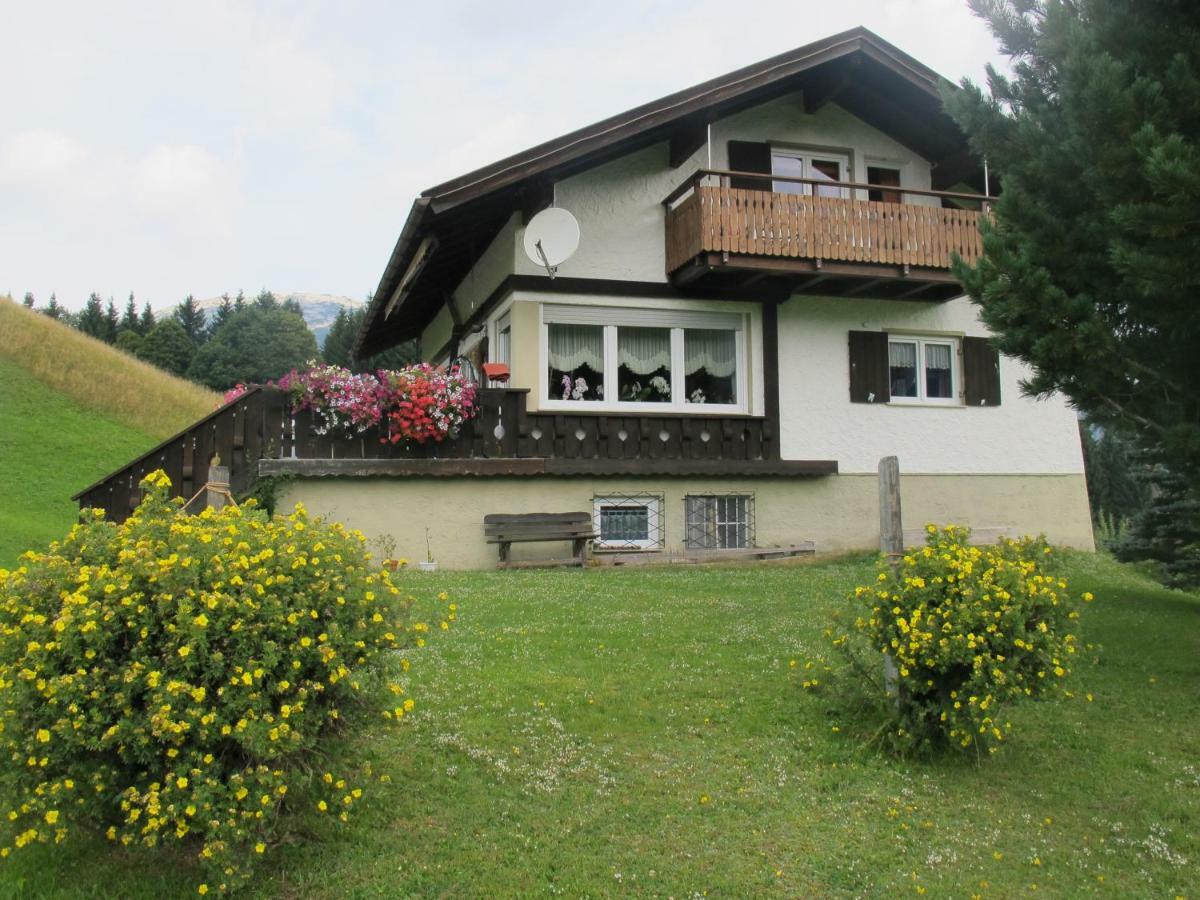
(543, 306), (746, 411)
(771, 150), (849, 198)
(888, 336), (958, 404)
(685, 494), (753, 550)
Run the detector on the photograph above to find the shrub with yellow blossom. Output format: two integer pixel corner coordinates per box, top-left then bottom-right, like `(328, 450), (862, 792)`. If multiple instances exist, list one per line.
(0, 471), (451, 893)
(823, 524), (1093, 757)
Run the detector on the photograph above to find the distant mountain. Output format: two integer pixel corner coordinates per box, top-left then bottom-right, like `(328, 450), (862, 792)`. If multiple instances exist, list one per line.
(195, 292), (363, 348)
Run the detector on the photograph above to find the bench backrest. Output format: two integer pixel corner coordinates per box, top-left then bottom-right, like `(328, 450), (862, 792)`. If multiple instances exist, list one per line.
(483, 512), (595, 540)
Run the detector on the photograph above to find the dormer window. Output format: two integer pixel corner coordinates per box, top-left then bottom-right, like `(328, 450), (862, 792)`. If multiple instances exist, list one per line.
(770, 149), (849, 198)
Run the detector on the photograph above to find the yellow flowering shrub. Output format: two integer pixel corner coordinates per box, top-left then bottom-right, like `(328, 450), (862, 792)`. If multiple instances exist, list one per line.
(824, 525), (1093, 757)
(0, 471), (448, 893)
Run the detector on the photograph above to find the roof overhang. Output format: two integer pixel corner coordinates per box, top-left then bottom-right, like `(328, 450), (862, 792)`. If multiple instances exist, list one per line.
(353, 27), (981, 360)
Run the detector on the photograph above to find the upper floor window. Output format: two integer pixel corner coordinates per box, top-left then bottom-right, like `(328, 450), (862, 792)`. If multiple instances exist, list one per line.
(771, 150), (849, 198)
(543, 305), (746, 412)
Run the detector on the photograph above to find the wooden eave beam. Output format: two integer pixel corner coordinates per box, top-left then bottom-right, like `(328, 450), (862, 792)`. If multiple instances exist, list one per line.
(669, 119), (708, 168)
(520, 182), (554, 224)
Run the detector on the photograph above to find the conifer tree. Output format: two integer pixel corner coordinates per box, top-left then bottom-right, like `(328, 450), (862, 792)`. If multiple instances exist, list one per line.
(139, 303), (156, 334)
(208, 293), (234, 339)
(234, 290), (246, 313)
(43, 295), (63, 320)
(103, 299), (120, 344)
(1116, 454), (1200, 588)
(120, 293), (140, 334)
(321, 307), (354, 368)
(76, 293), (107, 339)
(22, 292), (34, 308)
(253, 290), (278, 311)
(945, 0), (1200, 480)
(174, 294), (207, 345)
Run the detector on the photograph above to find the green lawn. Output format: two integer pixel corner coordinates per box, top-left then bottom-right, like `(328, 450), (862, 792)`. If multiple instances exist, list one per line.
(1, 553), (1197, 898)
(0, 356), (159, 566)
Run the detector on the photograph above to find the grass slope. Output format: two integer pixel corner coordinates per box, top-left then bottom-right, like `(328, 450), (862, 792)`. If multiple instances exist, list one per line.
(0, 357), (160, 564)
(0, 297), (219, 564)
(0, 297), (217, 437)
(1, 554), (1196, 898)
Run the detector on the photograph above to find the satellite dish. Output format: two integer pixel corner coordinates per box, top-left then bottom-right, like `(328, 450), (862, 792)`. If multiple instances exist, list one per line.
(523, 207), (579, 279)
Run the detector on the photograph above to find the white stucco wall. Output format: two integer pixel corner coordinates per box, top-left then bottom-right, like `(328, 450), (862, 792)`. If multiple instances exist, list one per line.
(510, 94), (935, 285)
(777, 295), (1086, 475)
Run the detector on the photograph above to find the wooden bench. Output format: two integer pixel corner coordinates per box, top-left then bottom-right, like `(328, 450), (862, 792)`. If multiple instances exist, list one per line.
(483, 512), (597, 569)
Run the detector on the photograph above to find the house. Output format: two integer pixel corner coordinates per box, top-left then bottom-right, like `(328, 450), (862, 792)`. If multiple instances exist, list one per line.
(76, 28), (1094, 567)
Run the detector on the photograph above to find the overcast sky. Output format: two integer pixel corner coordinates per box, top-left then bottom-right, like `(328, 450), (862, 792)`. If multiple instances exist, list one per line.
(1, 1), (1007, 311)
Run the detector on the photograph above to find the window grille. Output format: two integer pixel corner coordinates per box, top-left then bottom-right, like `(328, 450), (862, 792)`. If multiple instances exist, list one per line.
(684, 494), (754, 550)
(592, 493), (664, 551)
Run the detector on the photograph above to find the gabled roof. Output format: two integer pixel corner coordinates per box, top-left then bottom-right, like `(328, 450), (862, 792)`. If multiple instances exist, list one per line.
(354, 27), (980, 359)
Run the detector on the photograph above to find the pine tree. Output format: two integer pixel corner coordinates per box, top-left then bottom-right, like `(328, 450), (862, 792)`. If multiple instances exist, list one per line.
(234, 290), (246, 313)
(208, 293), (234, 339)
(103, 299), (120, 344)
(1081, 422), (1151, 539)
(280, 296), (304, 318)
(321, 308), (354, 368)
(76, 293), (107, 339)
(253, 290), (278, 311)
(1116, 456), (1200, 589)
(120, 293), (140, 334)
(22, 292), (34, 308)
(174, 294), (207, 345)
(945, 0), (1200, 481)
(139, 303), (156, 334)
(43, 295), (63, 320)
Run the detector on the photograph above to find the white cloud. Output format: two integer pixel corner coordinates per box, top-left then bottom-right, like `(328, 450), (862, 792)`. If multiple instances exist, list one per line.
(132, 144), (241, 240)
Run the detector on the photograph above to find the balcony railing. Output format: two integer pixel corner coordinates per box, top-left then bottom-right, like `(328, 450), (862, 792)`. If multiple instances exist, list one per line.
(664, 169), (990, 287)
(74, 387), (836, 523)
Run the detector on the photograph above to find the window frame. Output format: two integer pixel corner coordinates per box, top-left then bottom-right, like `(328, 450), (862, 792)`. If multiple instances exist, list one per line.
(592, 494), (664, 551)
(540, 304), (748, 414)
(887, 335), (960, 407)
(770, 148), (851, 198)
(684, 493), (754, 550)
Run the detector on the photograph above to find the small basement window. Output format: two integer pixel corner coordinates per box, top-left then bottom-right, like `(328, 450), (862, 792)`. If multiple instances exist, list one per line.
(684, 494), (754, 550)
(888, 336), (958, 405)
(592, 494), (664, 551)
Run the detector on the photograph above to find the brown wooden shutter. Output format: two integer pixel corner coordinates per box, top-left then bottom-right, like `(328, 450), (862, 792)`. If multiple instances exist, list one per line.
(962, 336), (1002, 406)
(848, 330), (890, 404)
(727, 141), (772, 191)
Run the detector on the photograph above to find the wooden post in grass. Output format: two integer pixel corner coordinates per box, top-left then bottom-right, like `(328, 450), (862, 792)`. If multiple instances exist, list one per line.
(206, 465), (231, 512)
(878, 455), (903, 701)
(878, 456), (903, 568)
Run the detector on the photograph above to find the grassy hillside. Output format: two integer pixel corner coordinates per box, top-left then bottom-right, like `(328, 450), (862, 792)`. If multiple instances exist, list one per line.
(0, 297), (219, 563)
(0, 297), (217, 436)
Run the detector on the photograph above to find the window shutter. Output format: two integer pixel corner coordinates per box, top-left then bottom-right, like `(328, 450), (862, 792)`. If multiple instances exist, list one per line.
(727, 141), (772, 191)
(962, 336), (1002, 406)
(848, 331), (890, 404)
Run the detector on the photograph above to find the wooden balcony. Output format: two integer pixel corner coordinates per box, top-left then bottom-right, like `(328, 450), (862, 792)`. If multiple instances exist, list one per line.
(74, 387), (836, 523)
(664, 169), (989, 301)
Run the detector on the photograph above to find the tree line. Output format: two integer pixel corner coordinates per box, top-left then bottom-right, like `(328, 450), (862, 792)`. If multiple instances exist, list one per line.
(20, 290), (415, 392)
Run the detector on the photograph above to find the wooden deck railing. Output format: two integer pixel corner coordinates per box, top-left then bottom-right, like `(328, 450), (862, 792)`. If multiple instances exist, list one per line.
(74, 388), (786, 523)
(664, 169), (989, 275)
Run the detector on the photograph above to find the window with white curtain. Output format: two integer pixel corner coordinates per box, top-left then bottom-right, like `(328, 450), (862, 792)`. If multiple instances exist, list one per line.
(888, 336), (959, 405)
(542, 305), (747, 412)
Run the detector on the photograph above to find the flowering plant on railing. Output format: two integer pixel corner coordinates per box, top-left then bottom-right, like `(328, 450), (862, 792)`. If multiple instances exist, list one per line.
(380, 364), (477, 445)
(220, 383), (251, 407)
(271, 363), (478, 443)
(276, 364), (387, 436)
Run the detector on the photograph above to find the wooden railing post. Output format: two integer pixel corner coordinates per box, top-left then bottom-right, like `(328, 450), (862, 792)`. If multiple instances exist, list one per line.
(206, 466), (231, 512)
(878, 455), (903, 570)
